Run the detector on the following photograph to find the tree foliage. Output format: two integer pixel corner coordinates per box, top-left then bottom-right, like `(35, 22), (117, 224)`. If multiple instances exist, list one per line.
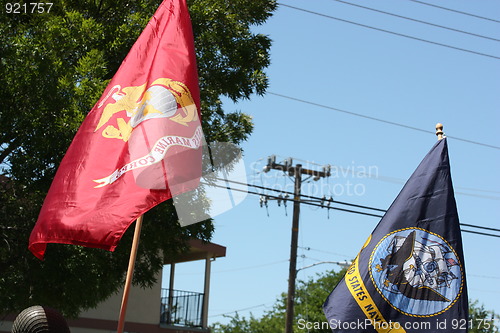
(212, 269), (346, 333)
(212, 269), (500, 333)
(469, 300), (500, 333)
(0, 0), (276, 317)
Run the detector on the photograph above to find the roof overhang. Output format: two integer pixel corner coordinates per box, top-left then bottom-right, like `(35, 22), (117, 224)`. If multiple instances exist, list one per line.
(164, 239), (226, 264)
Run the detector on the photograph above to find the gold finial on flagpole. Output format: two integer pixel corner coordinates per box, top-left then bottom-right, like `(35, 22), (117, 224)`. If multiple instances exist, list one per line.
(436, 123), (444, 140)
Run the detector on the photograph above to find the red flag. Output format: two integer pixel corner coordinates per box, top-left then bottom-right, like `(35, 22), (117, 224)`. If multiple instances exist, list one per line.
(29, 0), (202, 259)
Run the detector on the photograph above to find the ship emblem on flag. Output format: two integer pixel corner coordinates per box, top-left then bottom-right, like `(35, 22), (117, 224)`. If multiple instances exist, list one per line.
(370, 228), (464, 317)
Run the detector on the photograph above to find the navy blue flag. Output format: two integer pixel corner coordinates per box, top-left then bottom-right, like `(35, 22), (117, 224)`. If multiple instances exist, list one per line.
(323, 138), (468, 332)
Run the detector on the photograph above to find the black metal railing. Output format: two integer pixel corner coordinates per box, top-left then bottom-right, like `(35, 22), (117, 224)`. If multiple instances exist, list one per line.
(160, 289), (204, 327)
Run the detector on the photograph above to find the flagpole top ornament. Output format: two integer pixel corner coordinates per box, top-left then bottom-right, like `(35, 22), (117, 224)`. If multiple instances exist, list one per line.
(436, 123), (444, 140)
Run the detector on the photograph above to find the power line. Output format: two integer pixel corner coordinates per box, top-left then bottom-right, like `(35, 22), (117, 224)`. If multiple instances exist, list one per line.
(267, 92), (500, 150)
(219, 177), (500, 232)
(409, 0), (500, 24)
(278, 3), (500, 60)
(468, 274), (500, 280)
(267, 183), (500, 234)
(207, 178), (500, 238)
(209, 303), (272, 318)
(456, 186), (500, 195)
(269, 156), (500, 199)
(212, 259), (289, 274)
(301, 245), (500, 279)
(454, 191), (500, 201)
(268, 91), (434, 134)
(331, 0), (500, 42)
(460, 223), (500, 233)
(173, 259), (289, 276)
(460, 229), (500, 238)
(223, 177), (387, 213)
(299, 246), (353, 259)
(299, 197), (384, 218)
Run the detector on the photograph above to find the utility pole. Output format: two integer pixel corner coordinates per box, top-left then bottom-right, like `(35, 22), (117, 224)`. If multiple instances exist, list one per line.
(263, 156), (330, 333)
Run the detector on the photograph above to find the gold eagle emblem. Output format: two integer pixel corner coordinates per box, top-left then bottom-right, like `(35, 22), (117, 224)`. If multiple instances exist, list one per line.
(95, 78), (198, 141)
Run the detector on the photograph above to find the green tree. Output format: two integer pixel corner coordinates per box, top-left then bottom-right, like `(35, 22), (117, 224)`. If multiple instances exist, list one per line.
(212, 269), (499, 333)
(212, 269), (346, 333)
(469, 300), (500, 333)
(0, 0), (276, 317)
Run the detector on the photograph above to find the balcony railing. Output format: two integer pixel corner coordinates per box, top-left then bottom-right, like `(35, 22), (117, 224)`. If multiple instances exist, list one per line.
(160, 289), (204, 328)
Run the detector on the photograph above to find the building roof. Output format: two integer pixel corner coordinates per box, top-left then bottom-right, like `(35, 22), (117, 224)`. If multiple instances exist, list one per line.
(164, 239), (226, 264)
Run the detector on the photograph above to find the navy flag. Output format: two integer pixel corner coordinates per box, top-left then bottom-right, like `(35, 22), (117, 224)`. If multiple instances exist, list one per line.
(323, 138), (468, 332)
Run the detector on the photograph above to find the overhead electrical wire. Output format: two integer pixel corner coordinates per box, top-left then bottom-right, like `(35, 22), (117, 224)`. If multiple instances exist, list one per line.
(278, 3), (500, 60)
(205, 181), (386, 218)
(273, 155), (500, 198)
(331, 0), (500, 42)
(205, 178), (500, 238)
(212, 259), (289, 274)
(300, 246), (500, 280)
(209, 303), (272, 318)
(299, 246), (353, 259)
(220, 177), (387, 212)
(250, 181), (500, 234)
(267, 92), (500, 151)
(409, 0), (500, 24)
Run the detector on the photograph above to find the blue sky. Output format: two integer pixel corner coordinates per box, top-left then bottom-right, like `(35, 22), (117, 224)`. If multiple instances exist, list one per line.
(163, 0), (500, 327)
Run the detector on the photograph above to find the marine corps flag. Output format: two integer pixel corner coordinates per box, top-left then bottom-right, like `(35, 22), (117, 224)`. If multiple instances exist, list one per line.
(323, 138), (468, 332)
(29, 0), (202, 259)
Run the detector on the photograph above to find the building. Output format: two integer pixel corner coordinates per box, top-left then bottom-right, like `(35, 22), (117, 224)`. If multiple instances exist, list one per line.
(0, 239), (226, 333)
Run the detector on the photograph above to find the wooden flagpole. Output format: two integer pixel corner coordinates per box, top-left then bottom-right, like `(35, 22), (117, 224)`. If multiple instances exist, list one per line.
(117, 215), (144, 333)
